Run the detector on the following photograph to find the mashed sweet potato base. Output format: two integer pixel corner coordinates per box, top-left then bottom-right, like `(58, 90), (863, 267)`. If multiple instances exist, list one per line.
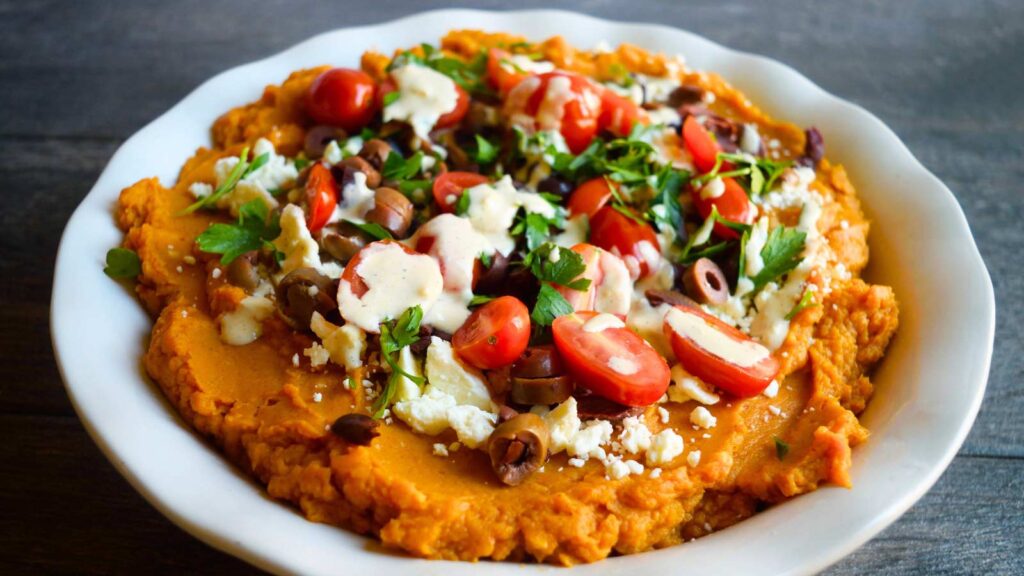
(116, 30), (898, 564)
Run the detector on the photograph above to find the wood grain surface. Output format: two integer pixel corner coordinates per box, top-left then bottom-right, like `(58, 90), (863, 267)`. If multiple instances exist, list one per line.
(1, 0), (1021, 573)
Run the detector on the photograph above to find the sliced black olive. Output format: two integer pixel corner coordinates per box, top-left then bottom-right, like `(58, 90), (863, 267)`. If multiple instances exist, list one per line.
(665, 85), (704, 108)
(305, 125), (347, 158)
(681, 257), (729, 305)
(797, 127), (825, 168)
(364, 187), (414, 238)
(537, 176), (574, 199)
(321, 221), (372, 264)
(275, 267), (337, 331)
(488, 413), (550, 486)
(510, 345), (563, 379)
(573, 388), (644, 421)
(225, 251), (261, 293)
(644, 289), (698, 309)
(509, 375), (574, 406)
(474, 251), (510, 295)
(330, 413), (380, 446)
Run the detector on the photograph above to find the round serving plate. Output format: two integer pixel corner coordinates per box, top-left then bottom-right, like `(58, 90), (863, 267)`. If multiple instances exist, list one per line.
(51, 9), (994, 575)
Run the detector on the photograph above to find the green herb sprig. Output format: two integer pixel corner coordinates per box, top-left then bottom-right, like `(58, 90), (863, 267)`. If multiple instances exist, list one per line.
(195, 199), (280, 264)
(373, 306), (426, 418)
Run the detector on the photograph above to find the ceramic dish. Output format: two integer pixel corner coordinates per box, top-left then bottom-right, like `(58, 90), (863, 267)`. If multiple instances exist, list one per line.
(51, 9), (994, 575)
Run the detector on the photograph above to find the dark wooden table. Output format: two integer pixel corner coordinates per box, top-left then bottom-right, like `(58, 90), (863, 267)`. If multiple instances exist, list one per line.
(2, 1), (1021, 573)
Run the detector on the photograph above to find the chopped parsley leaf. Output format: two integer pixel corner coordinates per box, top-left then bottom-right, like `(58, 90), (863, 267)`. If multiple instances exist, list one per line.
(785, 289), (818, 320)
(382, 90), (400, 107)
(342, 220), (393, 241)
(195, 199), (280, 264)
(468, 294), (496, 307)
(373, 306), (425, 418)
(453, 190), (472, 215)
(774, 437), (790, 460)
(382, 150), (424, 181)
(104, 247), (141, 279)
(531, 283), (574, 326)
(524, 243), (591, 291)
(472, 134), (499, 164)
(750, 226), (806, 291)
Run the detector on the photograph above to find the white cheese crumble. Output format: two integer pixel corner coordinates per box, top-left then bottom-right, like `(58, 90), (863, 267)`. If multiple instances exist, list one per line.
(383, 64), (459, 140)
(432, 443), (449, 457)
(219, 295), (274, 345)
(667, 364), (721, 405)
(329, 170), (376, 224)
(700, 177), (725, 200)
(647, 429), (684, 465)
(618, 416), (653, 454)
(763, 379), (780, 398)
(309, 312), (366, 372)
(424, 337), (496, 412)
(274, 204), (334, 279)
(689, 406), (718, 430)
(303, 342), (330, 367)
(687, 450), (701, 467)
(212, 138), (296, 217)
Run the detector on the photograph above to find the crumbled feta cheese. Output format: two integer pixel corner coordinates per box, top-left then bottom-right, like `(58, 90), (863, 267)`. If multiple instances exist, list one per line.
(312, 392), (323, 403)
(446, 404), (497, 449)
(542, 397), (582, 454)
(658, 406), (671, 424)
(432, 443), (449, 457)
(303, 342), (330, 367)
(188, 182), (212, 200)
(393, 387), (458, 436)
(219, 295), (274, 345)
(618, 416), (653, 454)
(310, 312), (366, 372)
(689, 406), (718, 429)
(647, 429), (685, 465)
(425, 337), (495, 411)
(274, 204), (325, 278)
(568, 457), (586, 468)
(700, 177), (725, 200)
(464, 175), (556, 256)
(687, 450), (701, 467)
(763, 379), (780, 398)
(211, 268), (222, 279)
(213, 138), (295, 216)
(568, 420), (613, 459)
(650, 467), (663, 478)
(322, 140), (343, 165)
(667, 364), (721, 405)
(740, 123), (762, 154)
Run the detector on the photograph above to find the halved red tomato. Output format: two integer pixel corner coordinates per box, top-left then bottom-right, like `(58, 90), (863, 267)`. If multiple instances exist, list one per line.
(663, 305), (779, 397)
(567, 177), (616, 218)
(552, 311), (670, 406)
(453, 296), (531, 369)
(691, 176), (756, 240)
(486, 48), (527, 95)
(682, 115), (721, 174)
(339, 240), (421, 298)
(431, 171), (490, 212)
(598, 89), (647, 137)
(305, 68), (378, 132)
(588, 205), (661, 278)
(304, 162), (338, 233)
(504, 71), (603, 154)
(378, 78), (470, 131)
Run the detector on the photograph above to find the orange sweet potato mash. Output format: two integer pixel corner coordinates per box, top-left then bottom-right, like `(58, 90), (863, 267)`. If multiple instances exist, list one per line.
(115, 30), (897, 564)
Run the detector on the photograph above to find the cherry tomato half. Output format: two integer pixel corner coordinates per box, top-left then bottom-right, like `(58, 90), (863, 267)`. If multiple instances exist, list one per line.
(598, 89), (647, 137)
(682, 115), (721, 174)
(486, 48), (527, 95)
(589, 205), (661, 279)
(568, 177), (616, 218)
(691, 176), (756, 240)
(305, 162), (339, 233)
(379, 78), (470, 131)
(305, 68), (378, 132)
(453, 296), (531, 370)
(663, 305), (779, 397)
(505, 71), (603, 154)
(339, 240), (422, 299)
(552, 311), (670, 406)
(432, 171), (490, 212)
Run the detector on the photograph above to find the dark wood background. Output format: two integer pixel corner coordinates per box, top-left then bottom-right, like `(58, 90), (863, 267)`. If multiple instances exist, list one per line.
(2, 1), (1021, 574)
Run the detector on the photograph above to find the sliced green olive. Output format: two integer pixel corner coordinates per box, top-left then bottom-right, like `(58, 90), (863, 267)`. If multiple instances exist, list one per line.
(488, 413), (550, 486)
